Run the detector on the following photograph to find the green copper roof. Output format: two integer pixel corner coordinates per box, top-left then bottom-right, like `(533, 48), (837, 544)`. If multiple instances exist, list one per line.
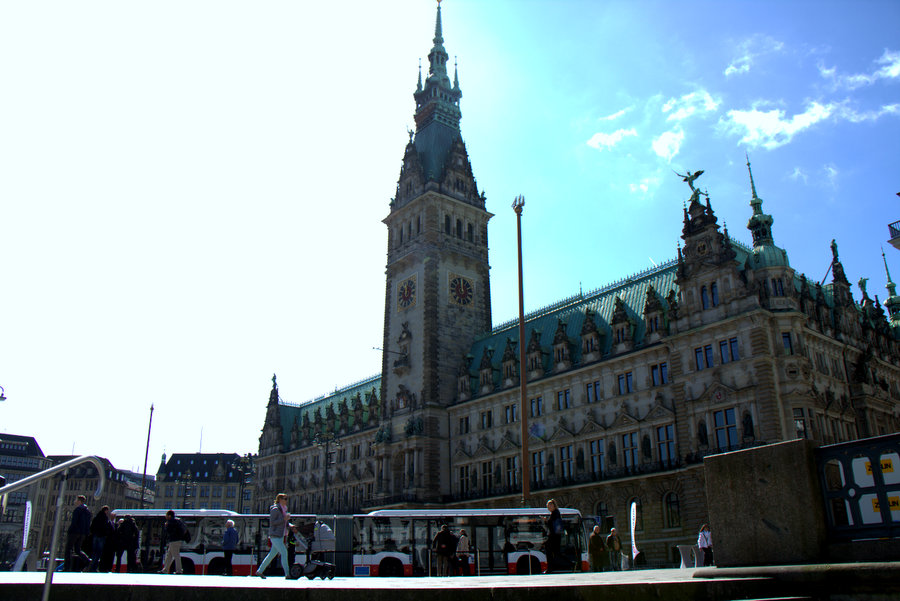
(277, 374), (381, 450)
(466, 257), (683, 386)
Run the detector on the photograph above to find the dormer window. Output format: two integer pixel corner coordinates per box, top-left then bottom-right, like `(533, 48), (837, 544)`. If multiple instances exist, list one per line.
(771, 278), (785, 297)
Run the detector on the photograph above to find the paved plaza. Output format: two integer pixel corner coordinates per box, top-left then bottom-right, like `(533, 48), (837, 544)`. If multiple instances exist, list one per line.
(2, 564), (899, 601)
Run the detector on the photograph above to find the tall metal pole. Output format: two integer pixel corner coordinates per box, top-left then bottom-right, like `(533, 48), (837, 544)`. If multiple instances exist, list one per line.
(513, 195), (531, 505)
(139, 404), (154, 508)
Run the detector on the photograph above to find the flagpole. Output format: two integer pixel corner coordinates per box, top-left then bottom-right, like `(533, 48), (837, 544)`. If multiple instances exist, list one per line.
(139, 404), (154, 508)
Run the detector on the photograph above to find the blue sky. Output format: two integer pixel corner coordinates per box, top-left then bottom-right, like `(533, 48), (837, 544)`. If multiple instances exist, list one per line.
(0, 1), (897, 473)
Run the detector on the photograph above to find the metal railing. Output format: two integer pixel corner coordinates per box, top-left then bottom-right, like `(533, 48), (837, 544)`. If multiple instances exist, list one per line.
(0, 455), (106, 601)
(889, 220), (900, 243)
(816, 433), (900, 542)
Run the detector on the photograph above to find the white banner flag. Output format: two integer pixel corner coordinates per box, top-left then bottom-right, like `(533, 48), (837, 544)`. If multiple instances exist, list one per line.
(629, 500), (639, 560)
(22, 500), (32, 550)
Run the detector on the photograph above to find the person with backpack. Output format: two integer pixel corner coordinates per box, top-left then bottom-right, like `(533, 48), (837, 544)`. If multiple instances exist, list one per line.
(158, 510), (188, 574)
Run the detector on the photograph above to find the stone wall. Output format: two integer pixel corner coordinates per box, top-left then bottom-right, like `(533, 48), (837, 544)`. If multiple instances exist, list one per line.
(703, 438), (826, 566)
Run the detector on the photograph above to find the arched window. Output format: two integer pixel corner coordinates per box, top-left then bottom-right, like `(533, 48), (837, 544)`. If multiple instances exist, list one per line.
(711, 281), (719, 306)
(663, 492), (681, 528)
(701, 286), (709, 310)
(444, 215), (451, 234)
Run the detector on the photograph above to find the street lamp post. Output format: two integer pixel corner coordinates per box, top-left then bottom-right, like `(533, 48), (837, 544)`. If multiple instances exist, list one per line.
(513, 195), (531, 505)
(230, 454), (255, 513)
(176, 472), (197, 509)
(313, 432), (341, 513)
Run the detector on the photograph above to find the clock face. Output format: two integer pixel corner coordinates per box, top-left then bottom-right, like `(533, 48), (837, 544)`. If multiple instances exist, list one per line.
(449, 276), (474, 306)
(398, 276), (416, 310)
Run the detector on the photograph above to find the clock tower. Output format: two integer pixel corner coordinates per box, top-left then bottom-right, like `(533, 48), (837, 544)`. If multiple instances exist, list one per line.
(378, 2), (492, 503)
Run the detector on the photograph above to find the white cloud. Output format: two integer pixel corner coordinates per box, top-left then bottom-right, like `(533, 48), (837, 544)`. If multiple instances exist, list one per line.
(724, 35), (784, 77)
(789, 167), (808, 184)
(652, 128), (684, 162)
(819, 48), (900, 89)
(662, 90), (719, 122)
(598, 107), (630, 121)
(822, 163), (839, 189)
(720, 102), (834, 149)
(837, 103), (900, 123)
(586, 128), (637, 150)
(629, 175), (661, 195)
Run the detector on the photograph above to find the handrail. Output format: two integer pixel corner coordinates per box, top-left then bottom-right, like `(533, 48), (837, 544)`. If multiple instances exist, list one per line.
(0, 455), (106, 601)
(0, 454), (106, 498)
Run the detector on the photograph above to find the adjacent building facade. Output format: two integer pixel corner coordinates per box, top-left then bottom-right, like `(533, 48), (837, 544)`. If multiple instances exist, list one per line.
(255, 5), (900, 564)
(154, 452), (255, 514)
(0, 434), (51, 567)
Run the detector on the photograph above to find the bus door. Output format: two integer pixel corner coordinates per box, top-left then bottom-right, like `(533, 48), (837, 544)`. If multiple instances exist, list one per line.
(411, 519), (430, 576)
(472, 523), (504, 575)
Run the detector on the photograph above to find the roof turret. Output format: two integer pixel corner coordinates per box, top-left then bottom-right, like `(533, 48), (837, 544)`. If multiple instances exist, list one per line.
(882, 248), (900, 330)
(745, 155), (789, 269)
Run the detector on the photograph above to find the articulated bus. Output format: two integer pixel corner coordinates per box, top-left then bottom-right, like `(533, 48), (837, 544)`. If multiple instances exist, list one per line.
(116, 507), (588, 577)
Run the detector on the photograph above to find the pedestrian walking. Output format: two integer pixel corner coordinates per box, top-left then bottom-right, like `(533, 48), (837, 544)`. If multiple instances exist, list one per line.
(543, 499), (563, 573)
(256, 493), (292, 578)
(158, 510), (188, 574)
(606, 527), (622, 571)
(64, 495), (91, 572)
(456, 529), (470, 576)
(431, 524), (457, 576)
(88, 506), (114, 572)
(588, 525), (606, 572)
(698, 524), (714, 567)
(223, 519), (239, 576)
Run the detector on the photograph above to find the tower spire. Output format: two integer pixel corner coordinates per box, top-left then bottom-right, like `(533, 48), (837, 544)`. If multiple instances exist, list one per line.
(745, 153), (775, 247)
(884, 247), (897, 297)
(883, 248), (900, 328)
(411, 0), (463, 181)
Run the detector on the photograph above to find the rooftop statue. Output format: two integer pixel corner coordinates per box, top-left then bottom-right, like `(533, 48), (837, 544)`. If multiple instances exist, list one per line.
(674, 169), (704, 192)
(674, 169), (705, 203)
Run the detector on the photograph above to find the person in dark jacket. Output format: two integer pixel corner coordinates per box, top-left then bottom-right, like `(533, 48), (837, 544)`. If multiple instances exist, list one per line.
(64, 495), (92, 572)
(88, 506), (114, 572)
(588, 525), (607, 572)
(115, 516), (140, 573)
(431, 524), (458, 576)
(158, 510), (187, 574)
(222, 519), (239, 576)
(543, 499), (563, 573)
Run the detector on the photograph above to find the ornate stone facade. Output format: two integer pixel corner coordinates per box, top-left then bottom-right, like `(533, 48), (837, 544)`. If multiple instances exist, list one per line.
(255, 5), (900, 565)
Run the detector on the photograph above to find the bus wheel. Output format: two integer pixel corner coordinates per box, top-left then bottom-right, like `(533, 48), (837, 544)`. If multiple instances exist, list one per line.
(515, 556), (540, 575)
(379, 558), (403, 577)
(181, 559), (195, 575)
(208, 558), (225, 576)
